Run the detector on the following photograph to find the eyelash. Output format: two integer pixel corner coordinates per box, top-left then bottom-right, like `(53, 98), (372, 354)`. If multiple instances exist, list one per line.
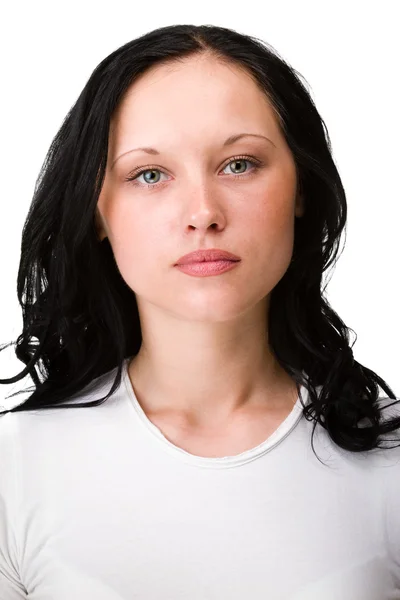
(123, 155), (263, 189)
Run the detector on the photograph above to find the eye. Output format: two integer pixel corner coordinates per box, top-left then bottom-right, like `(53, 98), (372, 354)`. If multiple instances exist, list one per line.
(222, 157), (255, 176)
(124, 155), (263, 189)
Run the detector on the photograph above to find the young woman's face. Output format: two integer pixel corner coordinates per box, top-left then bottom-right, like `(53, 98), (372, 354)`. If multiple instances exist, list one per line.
(96, 54), (304, 323)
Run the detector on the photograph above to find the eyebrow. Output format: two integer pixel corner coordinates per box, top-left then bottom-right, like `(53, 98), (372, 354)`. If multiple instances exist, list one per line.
(111, 133), (276, 170)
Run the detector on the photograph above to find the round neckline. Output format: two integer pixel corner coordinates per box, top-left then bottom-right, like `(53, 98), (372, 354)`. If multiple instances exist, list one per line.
(122, 357), (306, 468)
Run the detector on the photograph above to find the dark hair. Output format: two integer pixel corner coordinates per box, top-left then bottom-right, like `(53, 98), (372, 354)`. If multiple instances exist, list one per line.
(1, 23), (399, 465)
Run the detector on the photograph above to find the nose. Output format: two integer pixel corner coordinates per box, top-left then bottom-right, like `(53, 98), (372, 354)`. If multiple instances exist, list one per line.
(183, 184), (227, 233)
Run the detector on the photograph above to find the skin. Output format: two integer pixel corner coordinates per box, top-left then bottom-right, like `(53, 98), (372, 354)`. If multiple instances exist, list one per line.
(95, 53), (305, 437)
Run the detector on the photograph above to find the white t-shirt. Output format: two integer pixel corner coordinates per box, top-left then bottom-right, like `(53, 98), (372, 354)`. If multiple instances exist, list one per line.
(1, 358), (399, 599)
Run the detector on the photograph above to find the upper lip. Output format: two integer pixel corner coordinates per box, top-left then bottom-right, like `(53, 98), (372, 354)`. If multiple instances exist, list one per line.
(175, 249), (241, 265)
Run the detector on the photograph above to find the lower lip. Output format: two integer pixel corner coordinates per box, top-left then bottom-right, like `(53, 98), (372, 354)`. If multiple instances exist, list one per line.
(175, 260), (240, 277)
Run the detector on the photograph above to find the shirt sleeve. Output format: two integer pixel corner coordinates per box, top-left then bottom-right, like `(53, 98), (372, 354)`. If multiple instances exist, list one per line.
(0, 412), (27, 599)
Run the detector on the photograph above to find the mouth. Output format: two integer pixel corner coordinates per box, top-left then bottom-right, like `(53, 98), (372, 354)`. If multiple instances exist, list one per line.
(174, 249), (241, 265)
(174, 259), (240, 277)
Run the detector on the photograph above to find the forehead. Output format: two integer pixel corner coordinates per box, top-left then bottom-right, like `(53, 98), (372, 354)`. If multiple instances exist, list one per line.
(109, 56), (280, 142)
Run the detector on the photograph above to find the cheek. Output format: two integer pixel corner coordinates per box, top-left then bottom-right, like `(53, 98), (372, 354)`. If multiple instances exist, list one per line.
(109, 218), (167, 296)
(242, 191), (296, 284)
(242, 163), (297, 233)
(245, 186), (296, 248)
(98, 185), (169, 296)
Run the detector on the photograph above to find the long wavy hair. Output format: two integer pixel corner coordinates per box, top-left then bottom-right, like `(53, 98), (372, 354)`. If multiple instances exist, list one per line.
(1, 23), (399, 465)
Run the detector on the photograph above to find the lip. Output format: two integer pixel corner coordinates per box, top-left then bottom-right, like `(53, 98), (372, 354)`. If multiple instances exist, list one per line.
(175, 260), (240, 277)
(175, 248), (241, 265)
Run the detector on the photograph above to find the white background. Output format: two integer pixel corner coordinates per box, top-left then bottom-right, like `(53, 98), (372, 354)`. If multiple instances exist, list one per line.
(0, 0), (398, 407)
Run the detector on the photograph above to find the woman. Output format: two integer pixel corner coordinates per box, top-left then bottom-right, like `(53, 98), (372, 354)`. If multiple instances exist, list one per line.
(0, 23), (399, 599)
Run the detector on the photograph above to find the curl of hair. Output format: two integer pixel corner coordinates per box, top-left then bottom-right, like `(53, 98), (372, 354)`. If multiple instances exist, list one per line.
(1, 23), (399, 466)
